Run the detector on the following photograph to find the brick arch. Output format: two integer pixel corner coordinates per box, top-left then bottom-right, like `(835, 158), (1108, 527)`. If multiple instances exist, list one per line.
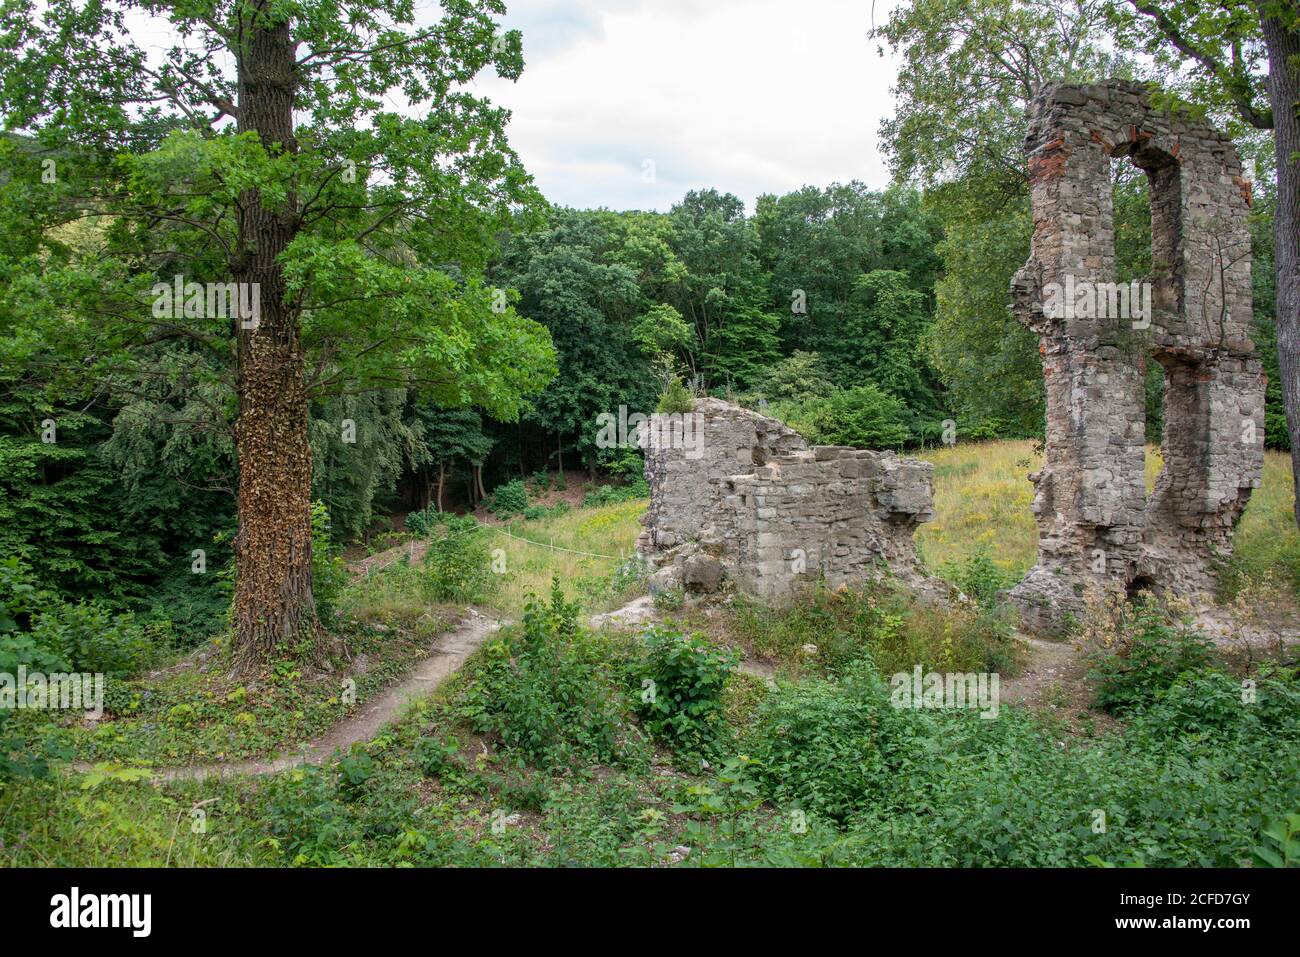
(1006, 80), (1264, 633)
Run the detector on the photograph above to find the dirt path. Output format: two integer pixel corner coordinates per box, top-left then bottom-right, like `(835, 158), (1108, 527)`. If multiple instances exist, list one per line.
(1000, 635), (1092, 708)
(120, 611), (503, 783)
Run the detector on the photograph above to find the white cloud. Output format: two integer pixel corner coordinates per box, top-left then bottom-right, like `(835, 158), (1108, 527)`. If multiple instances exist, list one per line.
(472, 0), (904, 212)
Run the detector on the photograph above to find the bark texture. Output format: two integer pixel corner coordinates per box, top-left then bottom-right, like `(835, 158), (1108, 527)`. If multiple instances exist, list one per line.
(1261, 10), (1300, 526)
(231, 17), (319, 671)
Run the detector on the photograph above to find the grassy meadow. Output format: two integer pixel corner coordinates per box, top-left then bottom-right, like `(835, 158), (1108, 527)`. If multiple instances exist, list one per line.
(915, 440), (1300, 599)
(488, 499), (646, 615)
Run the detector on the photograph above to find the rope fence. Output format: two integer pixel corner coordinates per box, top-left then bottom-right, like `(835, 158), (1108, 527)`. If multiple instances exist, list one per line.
(483, 523), (629, 562)
(356, 514), (639, 574)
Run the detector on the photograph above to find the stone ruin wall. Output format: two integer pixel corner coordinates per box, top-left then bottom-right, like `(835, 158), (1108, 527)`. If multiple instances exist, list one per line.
(636, 82), (1264, 627)
(637, 398), (935, 602)
(1008, 80), (1265, 632)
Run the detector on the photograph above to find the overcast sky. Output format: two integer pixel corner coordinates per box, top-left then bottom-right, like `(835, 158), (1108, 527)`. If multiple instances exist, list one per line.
(470, 0), (905, 213)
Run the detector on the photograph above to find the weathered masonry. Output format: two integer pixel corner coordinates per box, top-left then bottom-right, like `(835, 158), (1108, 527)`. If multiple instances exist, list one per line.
(638, 399), (934, 601)
(1007, 80), (1265, 632)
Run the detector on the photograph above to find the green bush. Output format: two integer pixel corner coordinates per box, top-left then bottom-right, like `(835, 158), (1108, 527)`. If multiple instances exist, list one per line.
(745, 661), (905, 822)
(583, 481), (648, 507)
(1086, 601), (1215, 714)
(656, 378), (695, 414)
(939, 550), (1016, 606)
(455, 581), (643, 769)
(804, 384), (912, 449)
(311, 501), (348, 625)
(636, 627), (738, 755)
(488, 479), (529, 517)
(27, 601), (157, 677)
(422, 515), (496, 603)
(404, 506), (446, 537)
(521, 502), (571, 522)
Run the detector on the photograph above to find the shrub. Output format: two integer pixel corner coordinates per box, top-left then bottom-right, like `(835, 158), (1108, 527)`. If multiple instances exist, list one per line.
(744, 661), (905, 822)
(1086, 599), (1214, 714)
(939, 549), (1015, 606)
(597, 447), (646, 484)
(28, 602), (155, 677)
(412, 734), (461, 779)
(636, 627), (738, 755)
(404, 506), (446, 537)
(804, 384), (912, 449)
(261, 767), (359, 866)
(422, 515), (496, 603)
(583, 481), (648, 507)
(488, 479), (528, 517)
(656, 378), (695, 414)
(521, 502), (571, 522)
(311, 501), (348, 625)
(455, 581), (642, 768)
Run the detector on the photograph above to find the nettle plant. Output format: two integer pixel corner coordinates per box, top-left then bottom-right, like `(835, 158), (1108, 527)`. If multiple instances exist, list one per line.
(0, 0), (558, 673)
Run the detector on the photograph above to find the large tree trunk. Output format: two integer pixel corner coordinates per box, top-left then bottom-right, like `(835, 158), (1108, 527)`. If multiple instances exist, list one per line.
(231, 17), (319, 672)
(1262, 10), (1300, 527)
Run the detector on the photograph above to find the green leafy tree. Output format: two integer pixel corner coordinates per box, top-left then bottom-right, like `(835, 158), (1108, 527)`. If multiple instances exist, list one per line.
(412, 401), (494, 512)
(491, 208), (654, 474)
(874, 0), (1132, 436)
(0, 0), (557, 670)
(667, 189), (779, 389)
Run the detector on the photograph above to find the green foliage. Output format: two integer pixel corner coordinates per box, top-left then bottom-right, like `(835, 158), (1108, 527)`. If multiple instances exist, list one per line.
(802, 385), (913, 449)
(488, 479), (529, 517)
(939, 549), (1016, 606)
(0, 556), (155, 677)
(656, 377), (695, 414)
(731, 580), (1020, 679)
(421, 516), (496, 604)
(582, 481), (648, 507)
(637, 627), (739, 756)
(412, 734), (461, 780)
(674, 754), (766, 866)
(0, 405), (171, 603)
(404, 506), (446, 537)
(310, 502), (348, 626)
(745, 661), (902, 823)
(27, 601), (157, 677)
(455, 581), (643, 769)
(1086, 602), (1215, 714)
(925, 185), (1044, 437)
(1254, 812), (1300, 868)
(521, 502), (570, 522)
(745, 351), (835, 405)
(309, 391), (420, 543)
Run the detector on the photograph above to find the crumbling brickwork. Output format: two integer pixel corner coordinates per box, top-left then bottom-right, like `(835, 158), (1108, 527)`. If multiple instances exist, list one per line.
(1008, 80), (1265, 632)
(638, 399), (934, 601)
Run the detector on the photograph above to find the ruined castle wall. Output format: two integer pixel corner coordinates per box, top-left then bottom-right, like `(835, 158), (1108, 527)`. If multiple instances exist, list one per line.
(637, 398), (806, 552)
(639, 400), (934, 602)
(1008, 80), (1264, 632)
(722, 447), (934, 601)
